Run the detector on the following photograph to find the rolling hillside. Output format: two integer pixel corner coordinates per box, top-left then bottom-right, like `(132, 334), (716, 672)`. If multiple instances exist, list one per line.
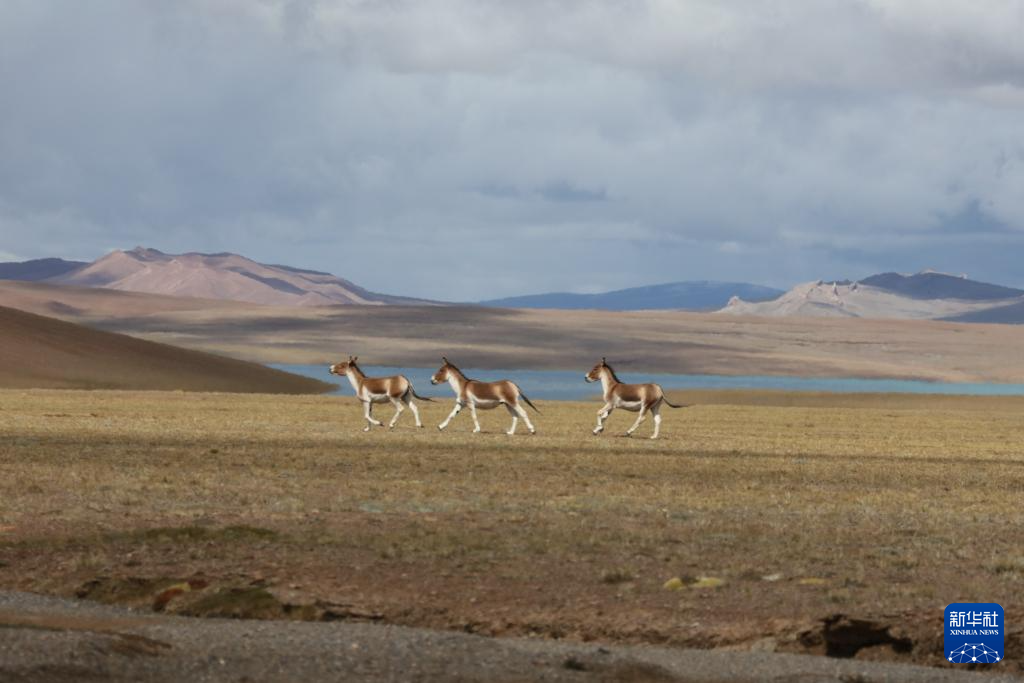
(0, 279), (258, 319)
(944, 301), (1024, 324)
(2, 247), (433, 307)
(481, 281), (783, 311)
(0, 305), (334, 393)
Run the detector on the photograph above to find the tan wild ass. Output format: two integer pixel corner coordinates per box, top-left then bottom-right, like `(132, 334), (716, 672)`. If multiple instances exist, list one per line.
(329, 357), (431, 431)
(431, 357), (539, 435)
(585, 358), (684, 439)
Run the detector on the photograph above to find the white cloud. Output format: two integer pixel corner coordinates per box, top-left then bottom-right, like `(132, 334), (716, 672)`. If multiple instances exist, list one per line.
(246, 0), (1024, 94)
(0, 1), (1023, 298)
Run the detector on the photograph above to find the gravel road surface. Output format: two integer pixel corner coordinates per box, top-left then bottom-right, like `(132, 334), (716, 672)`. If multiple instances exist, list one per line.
(0, 591), (1018, 683)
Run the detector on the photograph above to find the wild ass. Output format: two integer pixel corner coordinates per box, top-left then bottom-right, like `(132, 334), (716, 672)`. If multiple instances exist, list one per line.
(431, 357), (539, 435)
(585, 358), (685, 439)
(328, 357), (431, 431)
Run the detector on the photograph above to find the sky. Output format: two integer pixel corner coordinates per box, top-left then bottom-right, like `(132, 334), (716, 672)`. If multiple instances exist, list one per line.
(1, 0), (1023, 300)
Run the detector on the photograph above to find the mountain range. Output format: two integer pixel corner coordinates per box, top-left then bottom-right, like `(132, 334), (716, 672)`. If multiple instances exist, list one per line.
(0, 249), (784, 311)
(2, 249), (1024, 322)
(480, 281), (784, 311)
(1, 247), (427, 307)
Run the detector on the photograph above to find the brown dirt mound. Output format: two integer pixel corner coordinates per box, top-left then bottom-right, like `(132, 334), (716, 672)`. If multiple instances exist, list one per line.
(0, 305), (333, 393)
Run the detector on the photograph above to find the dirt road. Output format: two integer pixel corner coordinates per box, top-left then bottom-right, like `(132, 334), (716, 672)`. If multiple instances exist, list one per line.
(1, 591), (1018, 683)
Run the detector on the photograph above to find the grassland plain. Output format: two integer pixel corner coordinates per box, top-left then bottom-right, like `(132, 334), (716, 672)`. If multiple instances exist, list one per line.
(1, 388), (1022, 672)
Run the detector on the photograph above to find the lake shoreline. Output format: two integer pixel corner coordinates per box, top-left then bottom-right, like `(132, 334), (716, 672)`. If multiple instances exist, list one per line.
(274, 364), (1024, 401)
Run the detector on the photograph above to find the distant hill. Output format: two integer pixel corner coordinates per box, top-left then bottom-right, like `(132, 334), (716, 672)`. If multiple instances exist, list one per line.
(1, 247), (435, 307)
(0, 304), (335, 393)
(481, 281), (783, 311)
(719, 271), (1024, 322)
(943, 301), (1024, 324)
(0, 257), (86, 281)
(861, 271), (1024, 300)
(0, 279), (267, 323)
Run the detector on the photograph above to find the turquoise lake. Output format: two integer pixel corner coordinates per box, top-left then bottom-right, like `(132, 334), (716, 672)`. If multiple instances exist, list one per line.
(272, 365), (1024, 401)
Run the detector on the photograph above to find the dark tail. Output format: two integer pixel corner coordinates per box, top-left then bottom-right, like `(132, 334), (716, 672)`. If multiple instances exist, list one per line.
(517, 387), (541, 414)
(662, 394), (688, 409)
(406, 384), (434, 402)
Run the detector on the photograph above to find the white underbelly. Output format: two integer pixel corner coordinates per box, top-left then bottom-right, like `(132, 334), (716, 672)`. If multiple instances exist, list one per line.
(471, 398), (502, 410)
(616, 400), (643, 412)
(366, 393), (390, 403)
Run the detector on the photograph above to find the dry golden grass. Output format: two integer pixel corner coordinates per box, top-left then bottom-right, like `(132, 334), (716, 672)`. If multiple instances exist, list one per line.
(1, 388), (1022, 668)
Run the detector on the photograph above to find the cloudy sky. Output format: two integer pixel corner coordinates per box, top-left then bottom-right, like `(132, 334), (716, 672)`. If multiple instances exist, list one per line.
(2, 1), (1023, 299)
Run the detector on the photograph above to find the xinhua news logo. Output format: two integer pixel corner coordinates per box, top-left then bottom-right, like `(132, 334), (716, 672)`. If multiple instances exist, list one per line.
(945, 603), (1004, 664)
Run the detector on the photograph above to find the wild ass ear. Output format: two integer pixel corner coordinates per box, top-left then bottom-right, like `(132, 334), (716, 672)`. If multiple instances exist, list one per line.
(601, 357), (607, 365)
(352, 356), (358, 363)
(442, 356), (448, 364)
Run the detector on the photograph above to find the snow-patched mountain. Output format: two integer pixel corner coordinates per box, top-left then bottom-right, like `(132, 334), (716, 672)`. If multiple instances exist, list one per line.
(45, 247), (429, 307)
(718, 272), (1024, 321)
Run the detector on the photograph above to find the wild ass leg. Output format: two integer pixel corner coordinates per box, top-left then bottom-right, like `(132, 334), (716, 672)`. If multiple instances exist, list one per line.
(505, 404), (518, 435)
(363, 401), (383, 431)
(405, 396), (423, 428)
(594, 402), (612, 435)
(625, 405), (647, 437)
(514, 401), (536, 434)
(387, 397), (405, 429)
(438, 401), (463, 431)
(469, 401), (482, 433)
(650, 402), (662, 440)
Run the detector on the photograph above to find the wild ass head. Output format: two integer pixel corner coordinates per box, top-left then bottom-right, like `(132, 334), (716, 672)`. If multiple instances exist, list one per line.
(585, 358), (612, 383)
(328, 356), (360, 376)
(431, 357), (456, 385)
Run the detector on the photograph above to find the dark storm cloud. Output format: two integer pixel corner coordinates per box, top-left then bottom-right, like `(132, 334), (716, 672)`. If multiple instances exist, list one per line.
(1, 1), (1023, 298)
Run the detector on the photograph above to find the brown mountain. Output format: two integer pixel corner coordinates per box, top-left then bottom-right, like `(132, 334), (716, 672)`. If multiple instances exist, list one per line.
(0, 304), (334, 393)
(44, 247), (432, 307)
(719, 272), (1024, 321)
